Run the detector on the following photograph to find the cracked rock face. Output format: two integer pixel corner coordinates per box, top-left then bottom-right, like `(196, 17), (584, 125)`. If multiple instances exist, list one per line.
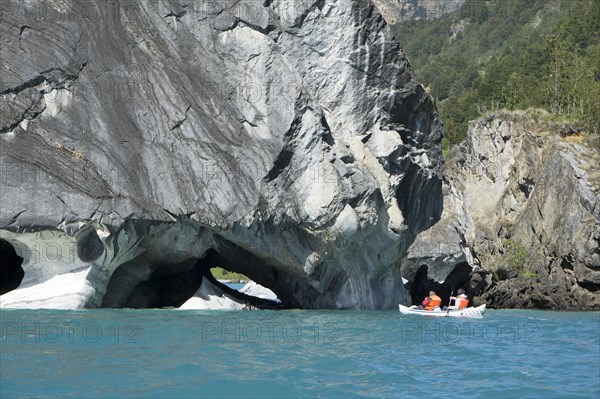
(405, 115), (600, 309)
(371, 0), (465, 24)
(0, 0), (442, 309)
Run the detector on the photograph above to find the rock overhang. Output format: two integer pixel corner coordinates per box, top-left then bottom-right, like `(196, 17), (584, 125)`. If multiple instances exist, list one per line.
(0, 0), (443, 309)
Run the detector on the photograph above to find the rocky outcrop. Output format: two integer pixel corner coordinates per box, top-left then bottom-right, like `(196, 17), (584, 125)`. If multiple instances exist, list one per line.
(0, 0), (443, 309)
(372, 0), (465, 25)
(405, 112), (600, 309)
(180, 280), (279, 310)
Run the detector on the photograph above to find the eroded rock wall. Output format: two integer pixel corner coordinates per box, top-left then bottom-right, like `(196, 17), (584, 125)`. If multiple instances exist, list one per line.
(0, 0), (443, 309)
(406, 113), (600, 309)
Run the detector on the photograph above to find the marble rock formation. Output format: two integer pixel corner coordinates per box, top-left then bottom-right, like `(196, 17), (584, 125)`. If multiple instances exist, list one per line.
(0, 0), (443, 309)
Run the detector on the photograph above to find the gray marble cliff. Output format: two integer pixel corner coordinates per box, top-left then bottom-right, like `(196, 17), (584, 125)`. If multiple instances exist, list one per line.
(0, 0), (443, 309)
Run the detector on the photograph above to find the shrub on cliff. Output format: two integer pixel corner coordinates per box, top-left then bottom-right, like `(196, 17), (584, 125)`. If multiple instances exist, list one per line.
(492, 239), (535, 281)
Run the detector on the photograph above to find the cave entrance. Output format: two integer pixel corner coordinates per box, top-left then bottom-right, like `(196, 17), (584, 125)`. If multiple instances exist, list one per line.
(408, 262), (473, 307)
(131, 260), (205, 308)
(0, 239), (25, 295)
(102, 257), (204, 308)
(103, 247), (286, 309)
(194, 249), (284, 309)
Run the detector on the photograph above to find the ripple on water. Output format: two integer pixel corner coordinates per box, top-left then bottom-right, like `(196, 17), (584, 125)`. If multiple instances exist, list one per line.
(0, 309), (598, 398)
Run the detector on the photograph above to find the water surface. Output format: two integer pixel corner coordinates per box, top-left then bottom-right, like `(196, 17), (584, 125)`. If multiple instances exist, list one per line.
(1, 309), (598, 398)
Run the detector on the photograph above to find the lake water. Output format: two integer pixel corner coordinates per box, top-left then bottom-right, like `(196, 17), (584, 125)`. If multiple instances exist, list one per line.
(224, 282), (247, 291)
(1, 308), (598, 398)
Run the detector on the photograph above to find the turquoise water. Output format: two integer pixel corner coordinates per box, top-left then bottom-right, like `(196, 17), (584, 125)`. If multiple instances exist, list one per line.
(1, 309), (599, 398)
(224, 282), (247, 291)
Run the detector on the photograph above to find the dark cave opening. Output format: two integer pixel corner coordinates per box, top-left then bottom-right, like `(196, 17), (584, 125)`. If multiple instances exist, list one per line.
(407, 262), (473, 307)
(76, 227), (104, 262)
(0, 239), (25, 295)
(126, 260), (205, 308)
(103, 246), (287, 309)
(194, 249), (286, 310)
(101, 257), (202, 308)
(200, 238), (309, 309)
(577, 281), (600, 293)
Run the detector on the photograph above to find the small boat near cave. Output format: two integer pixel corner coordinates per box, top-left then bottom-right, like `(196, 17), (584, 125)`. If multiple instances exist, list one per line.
(399, 304), (486, 318)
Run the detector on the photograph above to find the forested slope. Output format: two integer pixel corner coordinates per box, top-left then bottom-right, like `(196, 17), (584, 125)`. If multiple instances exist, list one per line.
(392, 0), (600, 150)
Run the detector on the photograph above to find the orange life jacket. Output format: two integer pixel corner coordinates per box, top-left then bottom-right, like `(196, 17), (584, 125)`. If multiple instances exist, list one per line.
(425, 295), (442, 310)
(458, 297), (469, 310)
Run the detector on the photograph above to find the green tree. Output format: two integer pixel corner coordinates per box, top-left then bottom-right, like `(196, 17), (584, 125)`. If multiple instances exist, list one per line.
(392, 0), (600, 152)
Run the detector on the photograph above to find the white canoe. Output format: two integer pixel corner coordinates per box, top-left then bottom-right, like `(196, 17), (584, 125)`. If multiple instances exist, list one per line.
(399, 304), (486, 318)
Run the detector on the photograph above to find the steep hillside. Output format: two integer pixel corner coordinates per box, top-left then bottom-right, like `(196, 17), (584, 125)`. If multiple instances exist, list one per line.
(392, 0), (600, 150)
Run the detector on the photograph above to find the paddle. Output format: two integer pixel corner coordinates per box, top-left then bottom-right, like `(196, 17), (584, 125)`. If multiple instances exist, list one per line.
(446, 290), (454, 315)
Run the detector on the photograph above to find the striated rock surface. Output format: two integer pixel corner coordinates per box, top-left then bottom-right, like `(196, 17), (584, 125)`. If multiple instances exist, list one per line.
(372, 0), (465, 25)
(240, 280), (280, 302)
(180, 279), (246, 310)
(406, 113), (600, 309)
(0, 0), (443, 309)
(179, 280), (279, 310)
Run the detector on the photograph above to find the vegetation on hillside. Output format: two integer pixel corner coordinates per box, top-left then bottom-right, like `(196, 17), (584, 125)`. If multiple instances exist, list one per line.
(392, 0), (600, 151)
(211, 267), (249, 281)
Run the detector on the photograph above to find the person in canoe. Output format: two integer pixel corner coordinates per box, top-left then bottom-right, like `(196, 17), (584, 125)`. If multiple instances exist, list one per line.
(444, 289), (469, 310)
(418, 291), (442, 310)
(420, 295), (432, 309)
